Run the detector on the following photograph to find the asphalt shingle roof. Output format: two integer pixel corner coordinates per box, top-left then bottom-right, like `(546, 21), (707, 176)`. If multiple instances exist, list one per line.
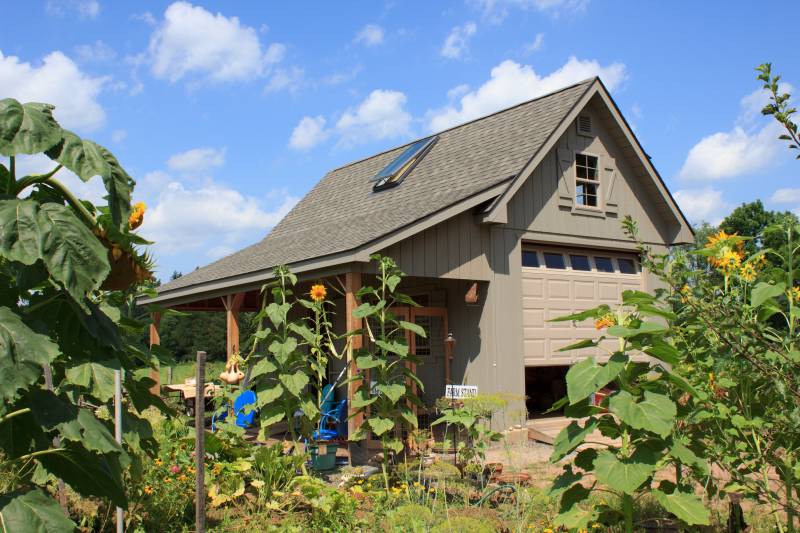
(157, 78), (593, 295)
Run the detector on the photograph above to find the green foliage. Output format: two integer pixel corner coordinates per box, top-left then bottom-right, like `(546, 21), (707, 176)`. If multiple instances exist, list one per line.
(252, 443), (305, 500)
(246, 267), (343, 464)
(284, 476), (359, 531)
(0, 97), (163, 524)
(382, 503), (434, 532)
(757, 62), (799, 159)
(432, 394), (504, 471)
(349, 255), (426, 486)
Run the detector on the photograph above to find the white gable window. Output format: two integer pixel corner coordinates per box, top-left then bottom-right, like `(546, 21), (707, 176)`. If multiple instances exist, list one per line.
(575, 153), (600, 207)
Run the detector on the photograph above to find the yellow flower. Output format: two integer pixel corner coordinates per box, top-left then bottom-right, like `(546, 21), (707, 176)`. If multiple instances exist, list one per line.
(739, 263), (757, 283)
(717, 248), (743, 273)
(705, 229), (734, 248)
(708, 372), (715, 383)
(594, 314), (616, 330)
(144, 486), (153, 495)
(179, 474), (187, 481)
(154, 458), (163, 466)
(792, 286), (800, 304)
(163, 476), (171, 483)
(128, 202), (146, 230)
(309, 283), (327, 302)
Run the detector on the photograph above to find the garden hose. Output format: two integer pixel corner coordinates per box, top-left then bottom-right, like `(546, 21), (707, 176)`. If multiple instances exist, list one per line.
(473, 483), (516, 506)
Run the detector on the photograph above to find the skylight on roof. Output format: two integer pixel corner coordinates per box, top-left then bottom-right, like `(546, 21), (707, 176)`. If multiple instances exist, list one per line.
(371, 136), (437, 191)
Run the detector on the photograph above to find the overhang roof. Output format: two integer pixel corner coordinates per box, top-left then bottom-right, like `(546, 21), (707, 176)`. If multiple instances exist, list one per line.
(147, 78), (596, 303)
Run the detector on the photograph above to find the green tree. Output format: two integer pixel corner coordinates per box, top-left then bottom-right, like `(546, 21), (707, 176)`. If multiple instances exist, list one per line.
(720, 200), (798, 258)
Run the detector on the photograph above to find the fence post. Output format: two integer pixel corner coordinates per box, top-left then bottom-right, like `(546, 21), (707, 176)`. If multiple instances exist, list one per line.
(114, 369), (124, 533)
(195, 351), (206, 533)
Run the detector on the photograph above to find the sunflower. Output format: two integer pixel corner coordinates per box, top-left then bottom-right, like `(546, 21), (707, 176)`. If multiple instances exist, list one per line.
(792, 286), (800, 304)
(739, 263), (757, 283)
(309, 283), (327, 302)
(144, 486), (153, 495)
(705, 230), (735, 249)
(716, 248), (743, 273)
(594, 314), (616, 330)
(128, 202), (146, 230)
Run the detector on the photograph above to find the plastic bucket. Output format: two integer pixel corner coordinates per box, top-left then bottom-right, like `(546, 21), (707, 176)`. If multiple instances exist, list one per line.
(309, 443), (338, 471)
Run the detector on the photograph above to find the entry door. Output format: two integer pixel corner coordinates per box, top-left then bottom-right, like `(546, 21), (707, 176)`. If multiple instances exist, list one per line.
(408, 307), (449, 408)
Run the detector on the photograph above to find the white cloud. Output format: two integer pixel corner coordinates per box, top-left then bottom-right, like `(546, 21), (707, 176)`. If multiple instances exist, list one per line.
(677, 125), (781, 181)
(148, 1), (284, 83)
(427, 56), (626, 131)
(673, 187), (729, 225)
(166, 147), (226, 173)
(289, 116), (329, 151)
(523, 33), (544, 54)
(132, 11), (157, 26)
(335, 89), (413, 146)
(772, 188), (800, 204)
(74, 40), (115, 62)
(265, 66), (305, 93)
(354, 24), (385, 47)
(677, 85), (793, 181)
(441, 22), (477, 60)
(0, 50), (109, 131)
(111, 129), (127, 143)
(472, 0), (589, 23)
(46, 0), (100, 19)
(140, 179), (298, 258)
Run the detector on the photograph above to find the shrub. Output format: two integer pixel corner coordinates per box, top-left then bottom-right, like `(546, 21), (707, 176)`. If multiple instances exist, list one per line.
(382, 503), (434, 532)
(430, 515), (496, 533)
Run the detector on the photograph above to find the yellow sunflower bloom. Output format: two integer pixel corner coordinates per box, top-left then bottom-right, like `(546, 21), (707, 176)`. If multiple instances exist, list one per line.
(128, 202), (146, 230)
(309, 283), (327, 302)
(594, 314), (616, 330)
(144, 486), (153, 495)
(705, 230), (734, 249)
(739, 263), (757, 283)
(792, 286), (800, 304)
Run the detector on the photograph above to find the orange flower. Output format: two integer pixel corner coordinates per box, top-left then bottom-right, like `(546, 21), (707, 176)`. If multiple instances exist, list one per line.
(309, 283), (327, 302)
(163, 476), (171, 484)
(144, 486), (153, 495)
(594, 314), (615, 330)
(128, 201), (146, 230)
(154, 458), (163, 466)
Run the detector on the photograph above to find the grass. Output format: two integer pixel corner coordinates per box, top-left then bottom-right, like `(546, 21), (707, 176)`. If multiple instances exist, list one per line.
(159, 360), (226, 385)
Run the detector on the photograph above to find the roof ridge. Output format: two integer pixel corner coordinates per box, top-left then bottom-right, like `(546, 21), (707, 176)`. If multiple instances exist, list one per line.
(328, 77), (598, 174)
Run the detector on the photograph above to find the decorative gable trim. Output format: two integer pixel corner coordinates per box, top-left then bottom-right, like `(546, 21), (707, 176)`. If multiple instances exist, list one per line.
(604, 156), (618, 215)
(556, 148), (574, 208)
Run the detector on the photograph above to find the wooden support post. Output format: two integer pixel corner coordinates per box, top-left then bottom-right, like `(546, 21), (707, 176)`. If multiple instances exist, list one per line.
(149, 312), (161, 395)
(223, 293), (245, 364)
(194, 351), (206, 533)
(345, 273), (363, 440)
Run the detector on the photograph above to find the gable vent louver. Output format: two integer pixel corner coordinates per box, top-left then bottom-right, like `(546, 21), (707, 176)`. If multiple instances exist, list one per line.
(577, 115), (593, 136)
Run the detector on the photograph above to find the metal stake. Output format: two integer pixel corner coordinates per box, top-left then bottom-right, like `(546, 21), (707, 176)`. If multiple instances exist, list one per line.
(114, 369), (123, 533)
(195, 351), (207, 533)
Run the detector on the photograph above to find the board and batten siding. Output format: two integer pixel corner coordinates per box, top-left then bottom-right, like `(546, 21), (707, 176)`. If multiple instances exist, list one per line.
(381, 210), (491, 281)
(506, 104), (685, 247)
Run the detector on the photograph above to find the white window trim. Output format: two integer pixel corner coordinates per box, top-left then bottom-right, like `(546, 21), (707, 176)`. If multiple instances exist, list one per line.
(573, 151), (604, 213)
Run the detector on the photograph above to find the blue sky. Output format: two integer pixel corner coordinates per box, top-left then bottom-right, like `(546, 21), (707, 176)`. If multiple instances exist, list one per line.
(2, 1), (798, 279)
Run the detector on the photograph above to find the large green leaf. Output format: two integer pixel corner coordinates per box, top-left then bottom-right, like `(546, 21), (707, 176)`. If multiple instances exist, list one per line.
(607, 321), (666, 338)
(398, 320), (426, 338)
(609, 390), (676, 437)
(368, 417), (394, 436)
(593, 448), (657, 494)
(37, 444), (127, 507)
(45, 130), (133, 228)
(257, 384), (283, 407)
(550, 418), (599, 461)
(264, 302), (291, 328)
(30, 390), (123, 456)
(750, 281), (786, 308)
(249, 357), (277, 380)
(269, 337), (298, 365)
(653, 489), (710, 525)
(0, 489), (76, 533)
(0, 99), (62, 156)
(38, 203), (109, 302)
(355, 354), (383, 369)
(64, 360), (117, 402)
(350, 389), (377, 409)
(0, 199), (41, 265)
(0, 307), (60, 402)
(279, 371), (308, 398)
(0, 163), (9, 194)
(565, 353), (627, 404)
(376, 383), (406, 403)
(375, 339), (408, 357)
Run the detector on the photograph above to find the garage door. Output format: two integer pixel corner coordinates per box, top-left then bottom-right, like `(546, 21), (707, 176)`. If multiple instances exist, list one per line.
(522, 246), (643, 366)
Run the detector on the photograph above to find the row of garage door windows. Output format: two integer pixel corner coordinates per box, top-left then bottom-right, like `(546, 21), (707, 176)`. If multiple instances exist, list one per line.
(522, 249), (639, 275)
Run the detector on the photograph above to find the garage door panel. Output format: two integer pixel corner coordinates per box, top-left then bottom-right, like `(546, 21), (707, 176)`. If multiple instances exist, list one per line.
(522, 248), (642, 366)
